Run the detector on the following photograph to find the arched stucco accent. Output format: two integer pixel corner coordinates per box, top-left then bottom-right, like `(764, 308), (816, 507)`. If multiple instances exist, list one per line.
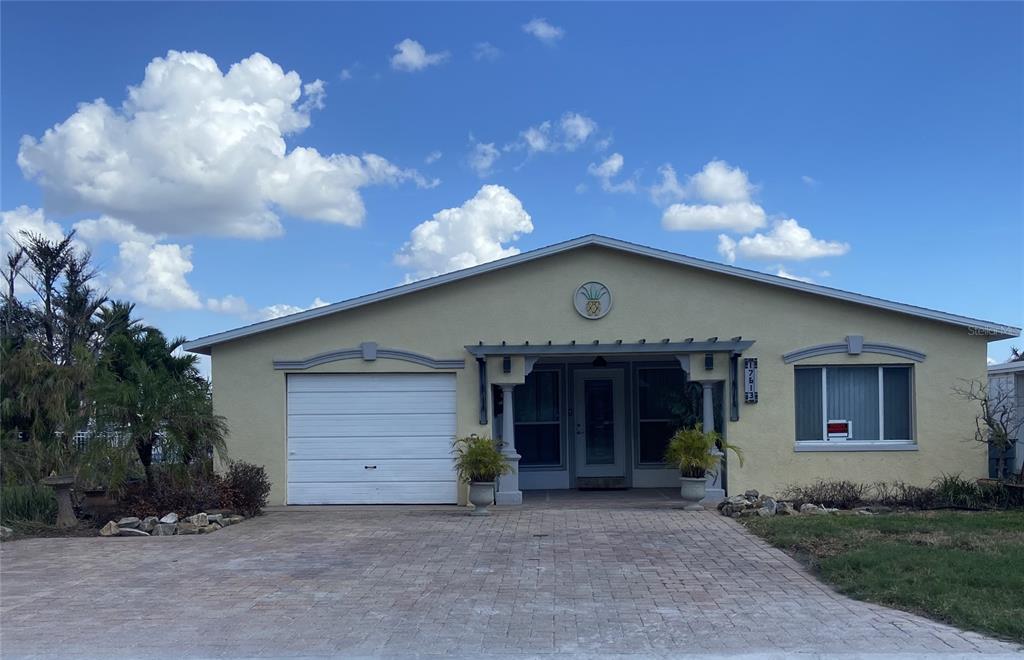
(782, 335), (926, 364)
(273, 342), (465, 370)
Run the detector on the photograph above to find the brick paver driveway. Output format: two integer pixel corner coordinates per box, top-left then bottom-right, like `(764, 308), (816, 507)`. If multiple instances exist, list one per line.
(1, 489), (1020, 658)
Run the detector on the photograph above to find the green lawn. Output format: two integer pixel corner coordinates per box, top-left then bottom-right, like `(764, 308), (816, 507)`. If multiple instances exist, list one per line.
(742, 511), (1024, 643)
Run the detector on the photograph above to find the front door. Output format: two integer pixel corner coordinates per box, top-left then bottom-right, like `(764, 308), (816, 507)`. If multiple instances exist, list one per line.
(573, 369), (626, 478)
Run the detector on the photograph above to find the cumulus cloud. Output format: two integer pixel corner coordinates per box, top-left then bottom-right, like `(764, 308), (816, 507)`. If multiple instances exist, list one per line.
(515, 112), (599, 154)
(74, 216), (202, 310)
(717, 219), (850, 263)
(395, 185), (533, 281)
(587, 153), (636, 193)
(560, 113), (597, 149)
(390, 39), (449, 72)
(17, 50), (431, 240)
(522, 18), (565, 43)
(206, 294), (250, 315)
(468, 141), (500, 177)
(662, 202), (766, 233)
(257, 297), (329, 321)
(774, 267), (814, 283)
(1, 206), (67, 257)
(473, 42), (501, 61)
(656, 160), (767, 233)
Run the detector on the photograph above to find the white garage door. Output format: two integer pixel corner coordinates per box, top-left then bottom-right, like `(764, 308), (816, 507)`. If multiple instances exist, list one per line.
(287, 373), (457, 504)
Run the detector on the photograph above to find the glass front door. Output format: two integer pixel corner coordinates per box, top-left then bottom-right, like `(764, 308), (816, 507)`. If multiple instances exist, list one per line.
(573, 368), (626, 478)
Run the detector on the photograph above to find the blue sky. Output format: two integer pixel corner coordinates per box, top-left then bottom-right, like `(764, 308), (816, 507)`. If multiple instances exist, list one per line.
(2, 2), (1021, 364)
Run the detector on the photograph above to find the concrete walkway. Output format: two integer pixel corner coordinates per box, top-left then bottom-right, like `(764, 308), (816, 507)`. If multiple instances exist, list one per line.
(1, 490), (1020, 658)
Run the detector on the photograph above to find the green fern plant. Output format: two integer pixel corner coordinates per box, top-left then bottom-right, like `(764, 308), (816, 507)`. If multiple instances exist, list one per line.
(663, 424), (743, 479)
(451, 435), (511, 483)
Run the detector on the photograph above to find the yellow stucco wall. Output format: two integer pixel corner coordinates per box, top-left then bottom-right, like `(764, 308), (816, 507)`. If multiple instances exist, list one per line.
(209, 245), (990, 504)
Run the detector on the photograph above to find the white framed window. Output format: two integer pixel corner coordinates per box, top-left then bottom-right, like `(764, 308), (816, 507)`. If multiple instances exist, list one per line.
(795, 365), (914, 446)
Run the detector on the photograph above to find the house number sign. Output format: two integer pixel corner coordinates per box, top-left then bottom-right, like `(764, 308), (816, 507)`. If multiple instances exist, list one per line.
(743, 357), (758, 403)
(574, 282), (612, 319)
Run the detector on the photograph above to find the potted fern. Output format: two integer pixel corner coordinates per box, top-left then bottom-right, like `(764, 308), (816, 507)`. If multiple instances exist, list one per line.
(664, 424), (743, 511)
(451, 435), (511, 516)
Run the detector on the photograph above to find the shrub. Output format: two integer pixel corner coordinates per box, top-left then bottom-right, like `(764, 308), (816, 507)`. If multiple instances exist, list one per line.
(220, 462), (271, 517)
(1, 484), (57, 525)
(782, 480), (869, 509)
(873, 481), (936, 509)
(451, 436), (510, 483)
(119, 465), (224, 518)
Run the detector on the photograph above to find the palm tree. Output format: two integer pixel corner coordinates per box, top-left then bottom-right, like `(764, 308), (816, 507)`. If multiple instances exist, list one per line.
(93, 327), (227, 491)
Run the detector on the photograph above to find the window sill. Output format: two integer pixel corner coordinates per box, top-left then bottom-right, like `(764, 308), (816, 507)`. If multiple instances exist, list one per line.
(794, 441), (918, 453)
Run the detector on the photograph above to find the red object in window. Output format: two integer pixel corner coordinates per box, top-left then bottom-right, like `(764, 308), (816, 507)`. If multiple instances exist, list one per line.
(827, 422), (849, 434)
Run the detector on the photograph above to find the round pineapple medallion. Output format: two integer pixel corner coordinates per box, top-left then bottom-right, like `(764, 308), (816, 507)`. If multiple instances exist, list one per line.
(574, 282), (612, 320)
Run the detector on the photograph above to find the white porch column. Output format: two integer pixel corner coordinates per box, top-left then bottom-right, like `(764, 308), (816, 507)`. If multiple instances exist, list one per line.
(495, 383), (522, 505)
(700, 381), (726, 502)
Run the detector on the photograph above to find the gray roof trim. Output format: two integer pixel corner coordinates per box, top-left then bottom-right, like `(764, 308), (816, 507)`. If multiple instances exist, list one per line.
(466, 340), (755, 358)
(182, 234), (1020, 354)
(783, 342), (926, 364)
(273, 346), (465, 371)
(988, 361), (1024, 375)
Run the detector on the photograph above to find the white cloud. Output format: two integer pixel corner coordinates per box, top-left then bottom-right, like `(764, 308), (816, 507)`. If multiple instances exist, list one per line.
(520, 121), (553, 153)
(987, 356), (998, 366)
(717, 219), (850, 263)
(206, 295), (249, 315)
(1, 206), (67, 257)
(0, 207), (70, 295)
(468, 141), (500, 177)
(473, 42), (501, 61)
(688, 160), (756, 204)
(515, 112), (599, 155)
(560, 112), (597, 149)
(802, 175), (819, 186)
(395, 185), (533, 281)
(587, 153), (636, 193)
(74, 216), (202, 310)
(17, 50), (430, 239)
(390, 39), (449, 72)
(649, 164), (687, 206)
(774, 267), (814, 283)
(425, 150), (442, 164)
(257, 296), (329, 321)
(662, 202), (766, 233)
(522, 18), (565, 43)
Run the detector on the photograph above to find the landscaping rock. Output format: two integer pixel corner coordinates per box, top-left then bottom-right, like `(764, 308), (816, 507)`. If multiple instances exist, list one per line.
(176, 522), (198, 535)
(118, 528), (149, 537)
(159, 512), (178, 524)
(221, 515), (244, 526)
(198, 522), (222, 534)
(759, 496), (778, 515)
(799, 503), (820, 514)
(99, 521), (120, 536)
(140, 516), (159, 532)
(756, 507), (775, 517)
(206, 513), (224, 523)
(743, 489), (759, 500)
(737, 508), (760, 518)
(1, 525), (13, 540)
(776, 502), (797, 516)
(187, 513), (208, 527)
(153, 523), (176, 536)
(867, 505), (893, 514)
(116, 517), (141, 529)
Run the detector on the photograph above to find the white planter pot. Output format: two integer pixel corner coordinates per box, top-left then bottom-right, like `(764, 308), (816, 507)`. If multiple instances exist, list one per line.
(679, 476), (707, 511)
(468, 481), (495, 516)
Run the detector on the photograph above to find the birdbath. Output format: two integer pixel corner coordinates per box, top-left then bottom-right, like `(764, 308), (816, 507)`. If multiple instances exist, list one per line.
(41, 475), (78, 529)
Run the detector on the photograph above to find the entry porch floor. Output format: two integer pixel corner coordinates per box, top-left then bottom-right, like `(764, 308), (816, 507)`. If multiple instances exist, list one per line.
(1, 491), (1019, 658)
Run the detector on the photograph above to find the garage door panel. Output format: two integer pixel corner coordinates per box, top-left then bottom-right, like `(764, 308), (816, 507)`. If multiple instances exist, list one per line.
(288, 413), (456, 437)
(287, 374), (456, 393)
(288, 481), (457, 505)
(287, 390), (455, 415)
(289, 436), (453, 460)
(286, 373), (457, 504)
(288, 459), (455, 483)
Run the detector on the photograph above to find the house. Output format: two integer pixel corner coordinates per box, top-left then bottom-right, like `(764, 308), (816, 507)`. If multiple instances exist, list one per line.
(182, 235), (1020, 506)
(987, 360), (1024, 478)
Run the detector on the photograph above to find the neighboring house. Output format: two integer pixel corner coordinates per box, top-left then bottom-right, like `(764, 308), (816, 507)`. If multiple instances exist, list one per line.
(987, 360), (1024, 478)
(182, 235), (1020, 506)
